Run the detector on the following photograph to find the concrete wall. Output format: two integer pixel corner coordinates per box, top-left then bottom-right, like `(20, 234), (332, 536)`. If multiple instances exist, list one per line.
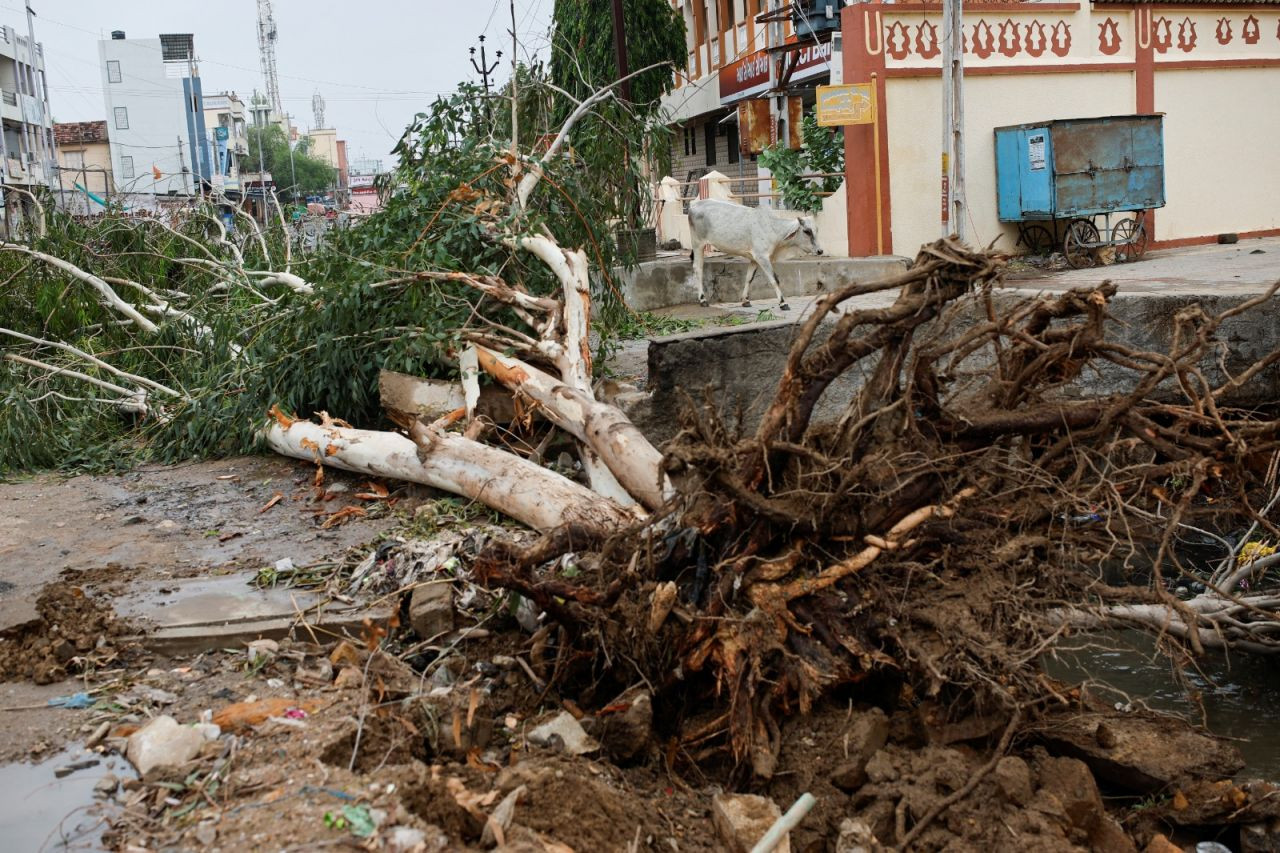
(843, 4), (1280, 258)
(56, 140), (112, 206)
(887, 71), (1133, 256)
(1157, 66), (1280, 240)
(99, 38), (193, 196)
(626, 287), (1280, 445)
(619, 254), (907, 312)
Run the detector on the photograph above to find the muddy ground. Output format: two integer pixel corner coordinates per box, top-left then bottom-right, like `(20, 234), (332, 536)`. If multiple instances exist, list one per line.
(1, 458), (1276, 852)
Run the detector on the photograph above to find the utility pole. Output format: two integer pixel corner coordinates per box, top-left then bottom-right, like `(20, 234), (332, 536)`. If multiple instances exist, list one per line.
(940, 0), (965, 239)
(609, 0), (632, 103)
(177, 136), (190, 195)
(286, 114), (297, 204)
(468, 34), (503, 117)
(25, 2), (52, 190)
(255, 102), (267, 223)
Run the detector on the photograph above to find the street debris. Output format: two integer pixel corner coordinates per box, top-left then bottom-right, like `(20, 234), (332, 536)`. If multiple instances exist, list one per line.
(124, 715), (218, 779)
(528, 712), (600, 756)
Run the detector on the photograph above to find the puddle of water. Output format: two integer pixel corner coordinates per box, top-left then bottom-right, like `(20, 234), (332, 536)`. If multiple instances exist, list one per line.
(0, 745), (134, 851)
(1046, 630), (1280, 780)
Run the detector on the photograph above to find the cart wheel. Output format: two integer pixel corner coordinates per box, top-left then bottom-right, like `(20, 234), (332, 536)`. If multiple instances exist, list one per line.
(1063, 219), (1100, 269)
(1018, 224), (1054, 256)
(1112, 218), (1149, 263)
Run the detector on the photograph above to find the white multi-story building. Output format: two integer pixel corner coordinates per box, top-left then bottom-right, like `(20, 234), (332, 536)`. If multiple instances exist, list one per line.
(202, 92), (249, 194)
(99, 31), (210, 198)
(0, 23), (55, 193)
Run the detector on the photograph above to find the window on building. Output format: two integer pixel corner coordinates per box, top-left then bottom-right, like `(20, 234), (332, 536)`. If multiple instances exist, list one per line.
(113, 106), (129, 129)
(120, 155), (134, 180)
(727, 122), (740, 165)
(64, 150), (84, 170)
(725, 0), (738, 28)
(705, 122), (717, 167)
(107, 60), (121, 83)
(683, 125), (696, 157)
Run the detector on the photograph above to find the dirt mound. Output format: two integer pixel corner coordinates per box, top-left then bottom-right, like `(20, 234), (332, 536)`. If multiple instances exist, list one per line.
(0, 583), (130, 683)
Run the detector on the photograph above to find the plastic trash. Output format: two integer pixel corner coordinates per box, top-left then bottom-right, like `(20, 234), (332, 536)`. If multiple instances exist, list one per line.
(47, 692), (94, 709)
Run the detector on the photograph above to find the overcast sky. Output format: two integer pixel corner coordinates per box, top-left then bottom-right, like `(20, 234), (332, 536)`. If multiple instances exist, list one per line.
(17, 0), (554, 165)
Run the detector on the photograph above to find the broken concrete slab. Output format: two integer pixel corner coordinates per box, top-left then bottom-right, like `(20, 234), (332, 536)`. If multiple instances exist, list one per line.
(409, 580), (454, 641)
(712, 792), (789, 853)
(1034, 711), (1244, 794)
(115, 575), (393, 655)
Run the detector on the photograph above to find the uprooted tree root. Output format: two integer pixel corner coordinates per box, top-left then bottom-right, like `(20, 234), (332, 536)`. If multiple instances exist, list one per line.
(470, 239), (1280, 804)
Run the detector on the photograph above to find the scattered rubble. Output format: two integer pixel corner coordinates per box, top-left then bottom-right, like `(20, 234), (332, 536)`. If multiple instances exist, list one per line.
(528, 711), (600, 756)
(124, 715), (217, 779)
(713, 792), (788, 853)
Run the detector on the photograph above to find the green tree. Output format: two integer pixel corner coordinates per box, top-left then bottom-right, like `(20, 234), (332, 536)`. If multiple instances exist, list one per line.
(548, 1), (686, 229)
(247, 124), (336, 201)
(550, 0), (687, 112)
(759, 115), (845, 212)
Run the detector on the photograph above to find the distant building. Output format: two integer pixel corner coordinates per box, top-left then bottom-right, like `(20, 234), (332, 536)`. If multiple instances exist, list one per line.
(202, 92), (249, 195)
(305, 127), (348, 197)
(346, 154), (384, 214)
(98, 31), (210, 199)
(0, 23), (55, 194)
(54, 120), (112, 211)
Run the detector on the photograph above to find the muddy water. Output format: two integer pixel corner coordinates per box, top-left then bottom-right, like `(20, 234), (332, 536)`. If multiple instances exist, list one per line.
(0, 745), (132, 851)
(1046, 632), (1280, 780)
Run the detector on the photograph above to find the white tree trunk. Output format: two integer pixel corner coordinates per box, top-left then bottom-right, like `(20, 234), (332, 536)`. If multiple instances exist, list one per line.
(265, 419), (638, 534)
(473, 345), (672, 511)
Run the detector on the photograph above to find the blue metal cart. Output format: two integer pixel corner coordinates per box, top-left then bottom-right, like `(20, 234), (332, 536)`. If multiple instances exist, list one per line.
(995, 114), (1165, 268)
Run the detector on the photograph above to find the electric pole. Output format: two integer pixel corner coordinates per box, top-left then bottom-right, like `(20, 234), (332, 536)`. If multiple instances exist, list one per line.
(609, 0), (631, 103)
(25, 2), (53, 190)
(286, 115), (297, 204)
(468, 35), (503, 100)
(940, 0), (965, 239)
(177, 136), (190, 195)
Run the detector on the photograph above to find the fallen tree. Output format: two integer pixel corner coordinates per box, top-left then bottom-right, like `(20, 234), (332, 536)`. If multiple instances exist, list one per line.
(8, 58), (1280, 844)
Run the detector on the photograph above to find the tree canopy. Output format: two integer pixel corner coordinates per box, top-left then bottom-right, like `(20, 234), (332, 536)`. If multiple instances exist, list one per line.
(550, 0), (687, 113)
(247, 124), (336, 201)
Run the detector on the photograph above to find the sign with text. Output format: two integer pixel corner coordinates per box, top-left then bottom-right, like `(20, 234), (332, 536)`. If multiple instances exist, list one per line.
(816, 83), (875, 126)
(789, 40), (835, 85)
(719, 49), (773, 105)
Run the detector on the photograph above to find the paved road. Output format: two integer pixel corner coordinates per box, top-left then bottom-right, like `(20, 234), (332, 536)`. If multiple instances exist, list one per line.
(1007, 236), (1280, 294)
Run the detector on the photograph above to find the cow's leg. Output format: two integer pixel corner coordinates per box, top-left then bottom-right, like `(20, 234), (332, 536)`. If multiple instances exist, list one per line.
(752, 252), (789, 311)
(692, 240), (709, 306)
(739, 264), (759, 308)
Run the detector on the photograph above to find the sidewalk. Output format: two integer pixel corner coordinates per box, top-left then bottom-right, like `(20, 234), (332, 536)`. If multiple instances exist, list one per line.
(1007, 236), (1280, 295)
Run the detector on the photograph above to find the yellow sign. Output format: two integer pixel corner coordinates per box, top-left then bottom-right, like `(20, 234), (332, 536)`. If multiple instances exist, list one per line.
(816, 83), (875, 127)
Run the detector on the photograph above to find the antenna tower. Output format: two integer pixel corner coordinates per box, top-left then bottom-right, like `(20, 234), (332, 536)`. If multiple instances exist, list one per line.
(312, 90), (326, 129)
(256, 0), (283, 119)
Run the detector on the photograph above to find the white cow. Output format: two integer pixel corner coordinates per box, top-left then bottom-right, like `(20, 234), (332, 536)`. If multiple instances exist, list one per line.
(688, 199), (824, 311)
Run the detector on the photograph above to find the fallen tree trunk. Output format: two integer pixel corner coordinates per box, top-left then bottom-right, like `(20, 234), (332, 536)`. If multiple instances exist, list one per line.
(473, 344), (671, 511)
(265, 416), (637, 534)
